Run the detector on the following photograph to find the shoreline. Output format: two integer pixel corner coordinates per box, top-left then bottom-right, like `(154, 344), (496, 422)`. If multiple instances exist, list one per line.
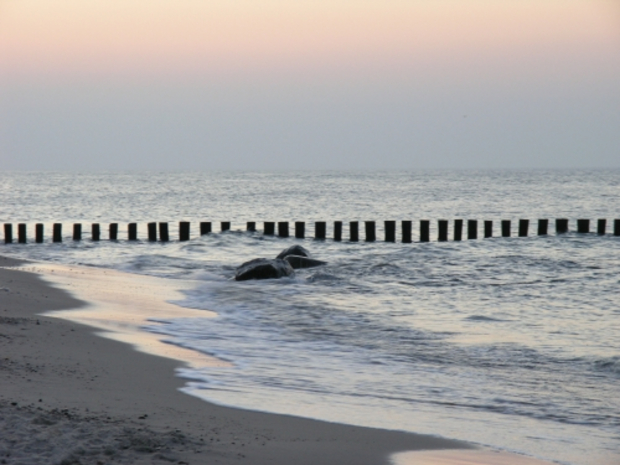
(0, 255), (554, 465)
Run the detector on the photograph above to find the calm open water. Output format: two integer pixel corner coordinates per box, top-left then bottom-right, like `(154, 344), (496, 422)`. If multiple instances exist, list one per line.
(1, 170), (619, 465)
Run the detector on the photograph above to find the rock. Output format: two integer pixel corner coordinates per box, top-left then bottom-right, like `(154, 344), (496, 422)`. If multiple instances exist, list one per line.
(234, 258), (295, 281)
(276, 245), (311, 260)
(283, 255), (327, 269)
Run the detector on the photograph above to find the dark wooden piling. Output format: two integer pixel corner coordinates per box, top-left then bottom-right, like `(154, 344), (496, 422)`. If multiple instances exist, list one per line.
(501, 220), (511, 237)
(453, 219), (463, 241)
(73, 223), (82, 241)
(484, 220), (493, 238)
(556, 218), (569, 234)
(16, 216), (615, 244)
(350, 221), (359, 242)
(402, 220), (412, 243)
(53, 223), (62, 243)
(538, 219), (548, 236)
(109, 223), (118, 241)
(365, 221), (376, 242)
(295, 221), (305, 239)
(201, 222), (212, 235)
(92, 223), (100, 241)
(468, 220), (478, 240)
(385, 221), (396, 242)
(179, 221), (190, 241)
(438, 220), (448, 242)
(128, 223), (137, 241)
(334, 221), (342, 242)
(246, 222), (256, 232)
(36, 223), (44, 243)
(148, 222), (157, 241)
(18, 223), (27, 244)
(420, 220), (430, 242)
(3, 224), (12, 244)
(159, 222), (169, 242)
(577, 219), (590, 234)
(264, 222), (275, 235)
(278, 222), (289, 238)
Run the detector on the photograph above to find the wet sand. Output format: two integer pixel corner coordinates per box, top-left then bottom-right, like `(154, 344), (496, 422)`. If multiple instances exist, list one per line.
(0, 255), (555, 465)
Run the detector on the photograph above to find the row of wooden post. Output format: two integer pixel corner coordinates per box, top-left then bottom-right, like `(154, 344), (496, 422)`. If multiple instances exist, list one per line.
(3, 219), (620, 244)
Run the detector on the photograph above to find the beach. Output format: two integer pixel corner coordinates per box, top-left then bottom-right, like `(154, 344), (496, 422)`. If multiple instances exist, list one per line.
(1, 170), (618, 465)
(0, 254), (563, 465)
(3, 0), (619, 458)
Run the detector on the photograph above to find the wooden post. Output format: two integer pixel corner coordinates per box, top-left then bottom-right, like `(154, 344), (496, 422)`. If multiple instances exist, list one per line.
(18, 223), (27, 244)
(179, 221), (190, 241)
(518, 219), (529, 237)
(73, 223), (82, 241)
(246, 222), (256, 232)
(295, 222), (305, 239)
(315, 221), (326, 240)
(201, 222), (212, 235)
(614, 219), (620, 236)
(438, 220), (448, 242)
(420, 220), (430, 242)
(501, 220), (511, 237)
(484, 220), (493, 238)
(72, 223), (82, 241)
(53, 223), (62, 243)
(401, 220), (412, 243)
(128, 223), (137, 241)
(453, 219), (463, 241)
(538, 219), (548, 236)
(385, 221), (396, 242)
(278, 222), (289, 238)
(365, 221), (376, 242)
(556, 218), (569, 234)
(468, 220), (478, 240)
(3, 224), (12, 244)
(350, 221), (359, 242)
(92, 223), (101, 241)
(334, 221), (342, 241)
(597, 219), (606, 235)
(221, 222), (230, 232)
(577, 219), (589, 234)
(264, 222), (275, 235)
(109, 223), (118, 241)
(159, 222), (169, 242)
(148, 222), (157, 241)
(35, 223), (44, 243)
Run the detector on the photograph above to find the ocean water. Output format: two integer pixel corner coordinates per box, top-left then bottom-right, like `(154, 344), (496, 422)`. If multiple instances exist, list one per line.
(1, 170), (619, 465)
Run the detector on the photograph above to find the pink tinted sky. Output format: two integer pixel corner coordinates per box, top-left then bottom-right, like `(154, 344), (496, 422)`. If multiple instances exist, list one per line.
(1, 0), (619, 170)
(1, 0), (618, 80)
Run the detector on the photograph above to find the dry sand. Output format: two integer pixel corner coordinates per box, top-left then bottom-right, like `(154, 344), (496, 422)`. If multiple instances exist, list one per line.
(0, 255), (554, 465)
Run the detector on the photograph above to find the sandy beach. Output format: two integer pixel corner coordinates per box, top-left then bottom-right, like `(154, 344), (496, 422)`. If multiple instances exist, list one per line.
(0, 255), (556, 465)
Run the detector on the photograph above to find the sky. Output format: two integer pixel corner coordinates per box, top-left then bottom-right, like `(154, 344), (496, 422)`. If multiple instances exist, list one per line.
(1, 0), (619, 171)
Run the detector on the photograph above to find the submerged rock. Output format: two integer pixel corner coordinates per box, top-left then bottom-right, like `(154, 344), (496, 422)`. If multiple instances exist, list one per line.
(234, 258), (295, 281)
(283, 255), (327, 270)
(276, 245), (311, 260)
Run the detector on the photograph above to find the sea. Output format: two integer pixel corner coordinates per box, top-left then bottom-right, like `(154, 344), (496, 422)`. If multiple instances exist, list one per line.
(0, 170), (618, 465)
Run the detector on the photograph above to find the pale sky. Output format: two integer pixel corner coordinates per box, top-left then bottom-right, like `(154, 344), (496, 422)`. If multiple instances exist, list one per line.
(1, 0), (619, 171)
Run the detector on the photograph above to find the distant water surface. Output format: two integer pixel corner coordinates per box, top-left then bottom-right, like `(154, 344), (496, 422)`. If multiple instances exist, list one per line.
(1, 170), (619, 465)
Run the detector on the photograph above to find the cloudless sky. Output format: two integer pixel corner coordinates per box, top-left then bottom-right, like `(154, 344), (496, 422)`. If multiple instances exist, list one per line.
(1, 0), (619, 171)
